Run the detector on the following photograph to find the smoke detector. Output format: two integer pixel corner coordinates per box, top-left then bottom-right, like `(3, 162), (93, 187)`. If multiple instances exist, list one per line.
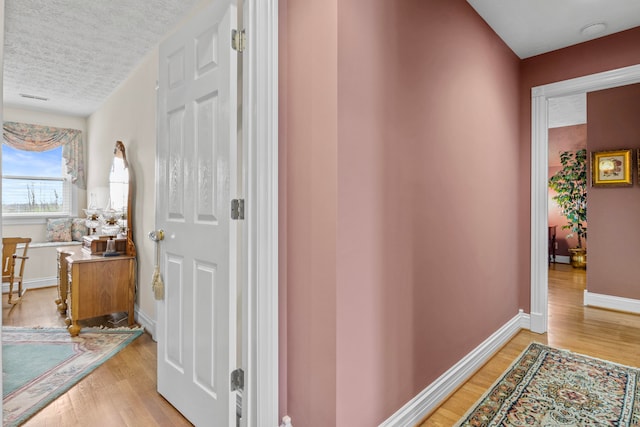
(581, 23), (607, 37)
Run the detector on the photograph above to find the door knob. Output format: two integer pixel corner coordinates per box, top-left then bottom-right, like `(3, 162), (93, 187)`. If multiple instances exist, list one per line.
(148, 229), (165, 242)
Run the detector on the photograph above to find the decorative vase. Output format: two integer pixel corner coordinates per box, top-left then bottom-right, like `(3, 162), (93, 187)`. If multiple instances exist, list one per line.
(569, 248), (587, 269)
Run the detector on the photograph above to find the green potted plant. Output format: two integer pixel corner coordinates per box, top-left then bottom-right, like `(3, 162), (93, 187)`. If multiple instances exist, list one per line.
(548, 148), (587, 268)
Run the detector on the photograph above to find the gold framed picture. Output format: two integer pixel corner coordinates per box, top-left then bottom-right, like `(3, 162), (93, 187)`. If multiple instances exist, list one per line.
(591, 149), (633, 186)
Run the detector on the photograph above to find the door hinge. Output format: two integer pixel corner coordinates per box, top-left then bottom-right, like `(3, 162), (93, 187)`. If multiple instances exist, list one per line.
(231, 199), (245, 220)
(232, 368), (244, 426)
(231, 368), (244, 391)
(232, 29), (246, 52)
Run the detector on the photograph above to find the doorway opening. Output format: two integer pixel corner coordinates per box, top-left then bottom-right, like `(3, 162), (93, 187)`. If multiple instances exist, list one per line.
(530, 64), (640, 334)
(546, 93), (588, 318)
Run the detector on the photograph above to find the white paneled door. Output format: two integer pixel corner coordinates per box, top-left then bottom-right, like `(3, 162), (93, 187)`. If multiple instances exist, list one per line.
(156, 1), (238, 425)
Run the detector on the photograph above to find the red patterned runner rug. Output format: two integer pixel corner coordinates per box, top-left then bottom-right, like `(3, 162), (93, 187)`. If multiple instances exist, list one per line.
(455, 342), (640, 426)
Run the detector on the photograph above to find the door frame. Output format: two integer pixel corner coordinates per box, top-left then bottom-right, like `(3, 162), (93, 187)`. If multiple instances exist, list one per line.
(530, 63), (640, 334)
(0, 0), (279, 422)
(242, 0), (279, 425)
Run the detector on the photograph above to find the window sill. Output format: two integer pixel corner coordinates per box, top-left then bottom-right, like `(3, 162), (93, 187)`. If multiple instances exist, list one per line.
(28, 241), (82, 248)
(2, 215), (71, 226)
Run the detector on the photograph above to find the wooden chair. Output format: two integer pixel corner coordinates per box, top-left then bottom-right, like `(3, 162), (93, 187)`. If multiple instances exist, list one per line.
(2, 237), (31, 304)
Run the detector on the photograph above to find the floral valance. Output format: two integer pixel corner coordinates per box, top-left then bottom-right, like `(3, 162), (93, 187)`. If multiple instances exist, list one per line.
(3, 121), (86, 189)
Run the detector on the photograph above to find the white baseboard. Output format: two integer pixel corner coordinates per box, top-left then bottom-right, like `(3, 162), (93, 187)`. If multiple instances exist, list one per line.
(553, 255), (570, 264)
(584, 290), (640, 314)
(279, 415), (292, 427)
(518, 311), (531, 330)
(135, 306), (157, 340)
(2, 276), (57, 293)
(529, 307), (547, 334)
(379, 310), (529, 427)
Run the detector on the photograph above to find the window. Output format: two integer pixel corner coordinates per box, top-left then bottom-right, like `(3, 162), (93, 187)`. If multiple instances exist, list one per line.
(2, 145), (72, 217)
(1, 121), (85, 220)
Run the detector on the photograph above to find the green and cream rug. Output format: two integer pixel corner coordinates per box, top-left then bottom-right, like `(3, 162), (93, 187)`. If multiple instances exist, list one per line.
(2, 326), (143, 427)
(456, 342), (640, 426)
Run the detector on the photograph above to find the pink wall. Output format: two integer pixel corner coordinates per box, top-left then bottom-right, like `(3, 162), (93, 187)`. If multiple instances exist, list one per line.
(586, 84), (640, 299)
(336, 1), (521, 424)
(278, 1), (289, 416)
(279, 0), (338, 423)
(281, 0), (521, 425)
(519, 27), (640, 310)
(548, 125), (587, 256)
(281, 1), (640, 424)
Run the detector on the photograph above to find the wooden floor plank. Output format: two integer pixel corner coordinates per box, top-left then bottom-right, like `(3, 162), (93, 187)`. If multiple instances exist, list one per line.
(2, 286), (192, 427)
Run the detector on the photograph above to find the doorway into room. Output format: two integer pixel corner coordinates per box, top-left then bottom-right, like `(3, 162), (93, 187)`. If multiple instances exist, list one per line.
(547, 93), (587, 266)
(546, 93), (588, 310)
(530, 64), (640, 334)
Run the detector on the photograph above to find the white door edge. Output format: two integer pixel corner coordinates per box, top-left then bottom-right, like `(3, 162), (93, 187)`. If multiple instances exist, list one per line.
(243, 0), (279, 425)
(530, 64), (640, 334)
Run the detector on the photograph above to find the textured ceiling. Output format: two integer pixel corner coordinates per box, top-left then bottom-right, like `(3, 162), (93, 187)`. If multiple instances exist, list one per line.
(548, 94), (587, 167)
(467, 0), (640, 59)
(4, 0), (200, 117)
(7, 2), (640, 118)
(548, 94), (586, 130)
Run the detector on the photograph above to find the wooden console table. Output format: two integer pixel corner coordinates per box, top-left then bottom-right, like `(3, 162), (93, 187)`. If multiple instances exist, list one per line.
(56, 246), (136, 336)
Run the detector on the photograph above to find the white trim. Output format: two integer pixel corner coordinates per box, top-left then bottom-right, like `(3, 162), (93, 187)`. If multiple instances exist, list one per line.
(531, 64), (640, 335)
(530, 93), (549, 334)
(518, 310), (532, 330)
(3, 216), (55, 225)
(243, 0), (279, 425)
(23, 277), (56, 289)
(553, 255), (571, 264)
(583, 290), (640, 314)
(2, 276), (56, 293)
(379, 310), (529, 427)
(134, 305), (157, 339)
(532, 64), (640, 98)
(28, 241), (82, 249)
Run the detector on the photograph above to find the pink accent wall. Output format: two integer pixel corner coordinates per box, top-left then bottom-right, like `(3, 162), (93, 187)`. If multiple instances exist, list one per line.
(279, 0), (338, 423)
(548, 125), (587, 256)
(281, 1), (640, 424)
(336, 1), (521, 424)
(278, 1), (289, 416)
(519, 27), (640, 310)
(281, 0), (520, 425)
(586, 84), (640, 299)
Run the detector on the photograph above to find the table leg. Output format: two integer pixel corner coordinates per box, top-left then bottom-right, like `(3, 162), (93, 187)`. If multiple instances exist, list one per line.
(68, 322), (81, 337)
(57, 252), (70, 315)
(128, 259), (136, 327)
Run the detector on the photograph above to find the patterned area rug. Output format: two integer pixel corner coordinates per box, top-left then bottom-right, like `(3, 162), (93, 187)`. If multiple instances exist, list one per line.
(456, 342), (640, 426)
(2, 326), (143, 427)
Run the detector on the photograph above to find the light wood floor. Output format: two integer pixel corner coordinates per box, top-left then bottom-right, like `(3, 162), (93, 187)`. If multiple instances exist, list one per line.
(10, 266), (639, 426)
(2, 286), (193, 426)
(419, 263), (640, 426)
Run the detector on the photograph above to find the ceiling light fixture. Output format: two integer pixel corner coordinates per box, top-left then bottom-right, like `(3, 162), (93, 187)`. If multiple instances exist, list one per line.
(19, 93), (49, 101)
(580, 22), (607, 37)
